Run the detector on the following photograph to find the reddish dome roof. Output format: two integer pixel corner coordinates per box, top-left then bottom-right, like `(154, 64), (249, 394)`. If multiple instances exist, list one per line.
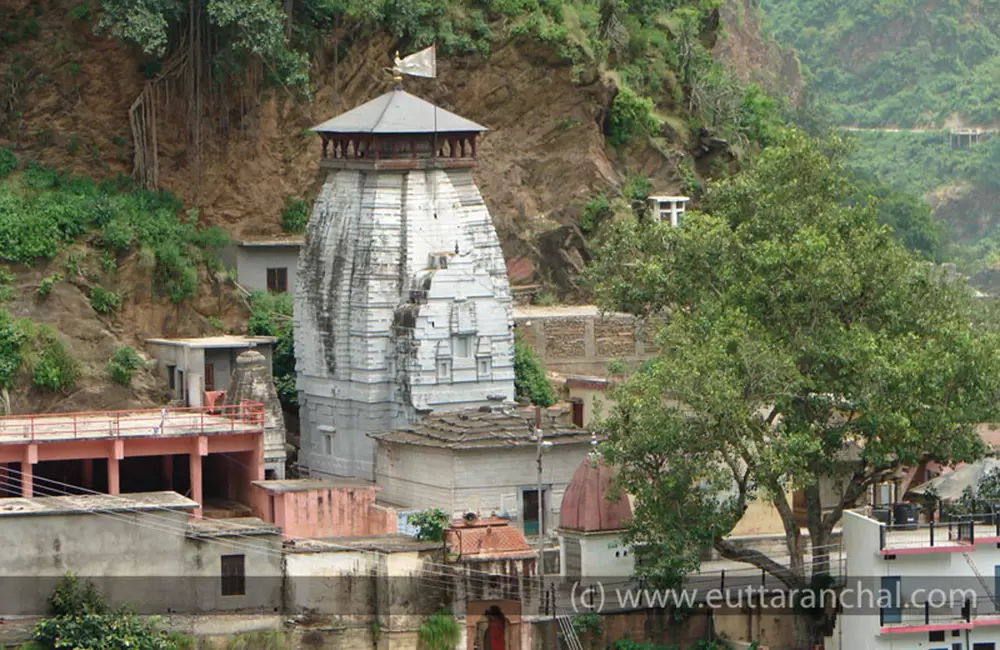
(559, 455), (632, 532)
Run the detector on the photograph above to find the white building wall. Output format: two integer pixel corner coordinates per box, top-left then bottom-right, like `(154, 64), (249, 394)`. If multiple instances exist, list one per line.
(295, 167), (515, 481)
(373, 443), (456, 511)
(838, 511), (1000, 650)
(373, 443), (589, 535)
(236, 246), (301, 295)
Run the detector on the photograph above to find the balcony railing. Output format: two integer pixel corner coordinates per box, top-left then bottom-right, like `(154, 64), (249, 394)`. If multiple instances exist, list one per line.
(880, 515), (1000, 550)
(0, 401), (265, 442)
(878, 600), (1000, 629)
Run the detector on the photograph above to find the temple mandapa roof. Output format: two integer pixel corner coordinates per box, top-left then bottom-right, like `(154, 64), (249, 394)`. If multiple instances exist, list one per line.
(367, 405), (595, 450)
(311, 89), (487, 134)
(559, 455), (632, 533)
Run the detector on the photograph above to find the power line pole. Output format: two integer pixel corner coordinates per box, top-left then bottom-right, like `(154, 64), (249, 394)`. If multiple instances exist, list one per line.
(535, 405), (544, 578)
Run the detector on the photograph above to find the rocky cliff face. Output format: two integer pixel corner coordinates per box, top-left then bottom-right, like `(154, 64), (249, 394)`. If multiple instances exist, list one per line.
(0, 0), (788, 413)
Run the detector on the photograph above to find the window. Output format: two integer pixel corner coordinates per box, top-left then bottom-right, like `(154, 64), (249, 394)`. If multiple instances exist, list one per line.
(167, 365), (176, 390)
(880, 576), (901, 624)
(437, 360), (451, 381)
(266, 267), (288, 293)
(221, 555), (245, 596)
(974, 645), (997, 650)
(522, 488), (548, 536)
(929, 631), (946, 642)
(324, 434), (333, 456)
(204, 364), (215, 392)
(453, 335), (472, 358)
(264, 469), (276, 480)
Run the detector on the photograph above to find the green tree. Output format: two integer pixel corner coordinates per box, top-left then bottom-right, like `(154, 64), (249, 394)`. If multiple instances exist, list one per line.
(248, 292), (297, 409)
(588, 129), (1000, 646)
(407, 507), (450, 542)
(514, 338), (555, 407)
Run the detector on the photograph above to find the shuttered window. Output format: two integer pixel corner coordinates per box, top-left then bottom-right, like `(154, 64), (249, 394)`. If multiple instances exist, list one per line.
(266, 268), (288, 293)
(221, 554), (245, 596)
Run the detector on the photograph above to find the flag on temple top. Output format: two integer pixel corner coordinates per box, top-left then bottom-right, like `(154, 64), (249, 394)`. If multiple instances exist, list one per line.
(394, 45), (436, 79)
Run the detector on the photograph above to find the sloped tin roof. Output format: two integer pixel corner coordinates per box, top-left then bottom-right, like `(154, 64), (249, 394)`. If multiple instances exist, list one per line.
(311, 89), (487, 134)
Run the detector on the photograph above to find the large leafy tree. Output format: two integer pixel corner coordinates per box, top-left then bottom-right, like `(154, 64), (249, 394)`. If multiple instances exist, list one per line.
(588, 129), (1000, 645)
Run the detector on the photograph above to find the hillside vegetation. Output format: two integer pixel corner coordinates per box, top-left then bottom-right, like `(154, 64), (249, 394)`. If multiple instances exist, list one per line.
(758, 0), (1000, 279)
(760, 0), (1000, 128)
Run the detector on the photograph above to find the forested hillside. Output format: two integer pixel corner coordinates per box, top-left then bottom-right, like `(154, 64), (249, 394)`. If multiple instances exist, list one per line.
(0, 0), (796, 413)
(759, 0), (1000, 279)
(760, 0), (1000, 128)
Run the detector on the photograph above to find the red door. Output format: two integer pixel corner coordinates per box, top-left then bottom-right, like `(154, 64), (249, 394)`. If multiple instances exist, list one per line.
(204, 364), (215, 392)
(487, 616), (505, 650)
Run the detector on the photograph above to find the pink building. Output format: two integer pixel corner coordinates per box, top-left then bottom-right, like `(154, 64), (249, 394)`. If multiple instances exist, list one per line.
(250, 478), (396, 540)
(0, 403), (265, 517)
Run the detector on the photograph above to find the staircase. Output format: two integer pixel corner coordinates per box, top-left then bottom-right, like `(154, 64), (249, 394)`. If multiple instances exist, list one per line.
(556, 616), (584, 650)
(962, 552), (999, 612)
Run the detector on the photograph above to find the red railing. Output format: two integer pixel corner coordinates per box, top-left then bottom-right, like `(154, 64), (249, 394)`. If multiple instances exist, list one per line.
(0, 401), (265, 442)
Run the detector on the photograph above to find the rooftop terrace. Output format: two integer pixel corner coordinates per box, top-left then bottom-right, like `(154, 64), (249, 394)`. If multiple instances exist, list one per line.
(0, 403), (264, 444)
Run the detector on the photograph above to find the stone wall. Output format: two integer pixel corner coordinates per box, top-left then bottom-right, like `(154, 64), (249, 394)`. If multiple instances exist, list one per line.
(514, 306), (658, 376)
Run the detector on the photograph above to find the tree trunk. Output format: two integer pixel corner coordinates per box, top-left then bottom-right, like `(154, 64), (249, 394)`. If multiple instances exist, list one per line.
(284, 0), (294, 40)
(792, 611), (823, 648)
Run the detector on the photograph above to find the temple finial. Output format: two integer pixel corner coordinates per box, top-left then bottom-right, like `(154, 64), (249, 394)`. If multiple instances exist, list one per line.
(391, 50), (404, 89)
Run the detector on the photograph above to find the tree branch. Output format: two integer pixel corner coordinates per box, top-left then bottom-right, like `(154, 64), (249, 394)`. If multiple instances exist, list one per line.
(713, 538), (807, 590)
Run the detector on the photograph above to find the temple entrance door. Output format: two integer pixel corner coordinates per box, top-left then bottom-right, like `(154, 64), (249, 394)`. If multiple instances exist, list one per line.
(487, 615), (505, 650)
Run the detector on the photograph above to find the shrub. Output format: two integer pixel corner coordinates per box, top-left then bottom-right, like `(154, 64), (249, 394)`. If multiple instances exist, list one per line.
(34, 574), (185, 650)
(281, 196), (309, 234)
(30, 330), (79, 393)
(407, 508), (450, 542)
(622, 173), (651, 201)
(417, 610), (460, 650)
(580, 193), (611, 233)
(0, 311), (24, 389)
(36, 274), (61, 297)
(0, 148), (16, 178)
(90, 287), (122, 314)
(68, 5), (93, 22)
(106, 346), (144, 386)
(608, 86), (658, 147)
(514, 338), (555, 407)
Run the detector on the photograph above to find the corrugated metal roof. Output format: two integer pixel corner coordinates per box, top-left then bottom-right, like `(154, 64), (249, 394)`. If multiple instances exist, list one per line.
(367, 406), (595, 450)
(311, 90), (487, 134)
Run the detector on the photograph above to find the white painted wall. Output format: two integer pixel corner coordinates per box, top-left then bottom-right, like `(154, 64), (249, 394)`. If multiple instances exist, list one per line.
(837, 510), (1000, 650)
(373, 442), (590, 536)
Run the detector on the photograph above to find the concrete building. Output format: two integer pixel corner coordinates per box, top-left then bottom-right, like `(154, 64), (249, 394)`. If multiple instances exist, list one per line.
(563, 375), (614, 428)
(368, 404), (594, 537)
(648, 195), (689, 226)
(146, 335), (276, 408)
(834, 509), (1000, 650)
(249, 477), (396, 540)
(558, 454), (634, 580)
(0, 404), (265, 516)
(226, 238), (303, 295)
(295, 88), (516, 480)
(0, 491), (282, 616)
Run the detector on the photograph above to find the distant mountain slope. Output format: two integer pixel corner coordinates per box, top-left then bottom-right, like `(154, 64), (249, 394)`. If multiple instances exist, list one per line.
(759, 0), (1000, 127)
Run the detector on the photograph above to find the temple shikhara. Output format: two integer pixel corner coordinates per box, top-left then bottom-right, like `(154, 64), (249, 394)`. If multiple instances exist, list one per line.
(294, 83), (516, 480)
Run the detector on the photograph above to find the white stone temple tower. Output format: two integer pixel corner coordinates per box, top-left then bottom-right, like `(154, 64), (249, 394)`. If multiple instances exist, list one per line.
(294, 86), (516, 480)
